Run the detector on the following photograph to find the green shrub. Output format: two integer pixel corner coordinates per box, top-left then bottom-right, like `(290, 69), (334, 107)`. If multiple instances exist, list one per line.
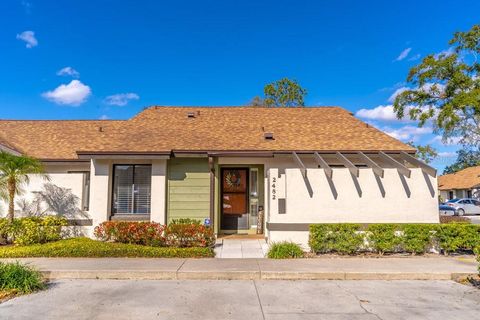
(436, 224), (480, 254)
(0, 217), (67, 246)
(401, 224), (434, 254)
(0, 238), (215, 258)
(309, 223), (480, 256)
(267, 241), (304, 259)
(0, 262), (45, 294)
(309, 224), (363, 254)
(367, 224), (400, 254)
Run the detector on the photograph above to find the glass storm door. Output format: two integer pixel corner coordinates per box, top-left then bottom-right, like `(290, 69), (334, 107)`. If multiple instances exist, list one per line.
(221, 168), (249, 230)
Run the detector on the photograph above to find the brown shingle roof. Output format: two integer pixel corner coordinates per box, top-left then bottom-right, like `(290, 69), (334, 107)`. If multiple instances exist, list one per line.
(438, 166), (480, 190)
(0, 106), (414, 160)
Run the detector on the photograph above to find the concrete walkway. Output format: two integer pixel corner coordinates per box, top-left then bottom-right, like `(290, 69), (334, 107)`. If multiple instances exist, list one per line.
(214, 238), (269, 258)
(2, 256), (477, 280)
(2, 279), (480, 319)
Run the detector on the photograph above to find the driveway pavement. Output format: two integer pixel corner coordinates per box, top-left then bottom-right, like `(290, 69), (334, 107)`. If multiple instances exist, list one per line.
(1, 279), (479, 319)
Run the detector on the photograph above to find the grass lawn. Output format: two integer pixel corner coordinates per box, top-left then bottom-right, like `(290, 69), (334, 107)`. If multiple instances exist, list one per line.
(0, 238), (215, 258)
(0, 261), (45, 302)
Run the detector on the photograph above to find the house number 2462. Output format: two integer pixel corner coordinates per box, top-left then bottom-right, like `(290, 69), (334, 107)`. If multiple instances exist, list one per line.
(271, 177), (276, 200)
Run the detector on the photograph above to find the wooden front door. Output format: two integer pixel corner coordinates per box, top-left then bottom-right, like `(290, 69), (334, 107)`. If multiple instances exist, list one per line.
(221, 168), (249, 230)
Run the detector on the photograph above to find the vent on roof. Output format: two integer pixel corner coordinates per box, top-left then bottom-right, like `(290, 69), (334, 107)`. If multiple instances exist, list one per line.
(264, 132), (274, 140)
(98, 126), (104, 132)
(187, 112), (196, 118)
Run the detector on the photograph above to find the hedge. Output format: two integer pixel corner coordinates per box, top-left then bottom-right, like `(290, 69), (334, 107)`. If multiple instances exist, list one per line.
(0, 238), (215, 258)
(0, 217), (67, 246)
(309, 223), (480, 255)
(94, 220), (215, 248)
(309, 224), (363, 254)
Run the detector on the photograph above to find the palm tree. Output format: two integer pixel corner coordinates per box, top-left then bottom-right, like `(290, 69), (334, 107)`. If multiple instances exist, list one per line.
(0, 152), (46, 222)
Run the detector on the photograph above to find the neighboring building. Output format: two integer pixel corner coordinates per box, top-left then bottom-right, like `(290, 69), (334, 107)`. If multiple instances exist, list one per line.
(438, 166), (480, 201)
(0, 106), (439, 246)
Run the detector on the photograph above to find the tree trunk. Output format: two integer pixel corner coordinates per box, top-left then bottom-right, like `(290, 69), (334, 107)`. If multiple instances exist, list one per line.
(7, 179), (15, 223)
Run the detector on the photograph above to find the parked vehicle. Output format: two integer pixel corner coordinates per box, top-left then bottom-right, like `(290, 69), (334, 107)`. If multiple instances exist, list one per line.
(442, 198), (480, 216)
(438, 204), (456, 216)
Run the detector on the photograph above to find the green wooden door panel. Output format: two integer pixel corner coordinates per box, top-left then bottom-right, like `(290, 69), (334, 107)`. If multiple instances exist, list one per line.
(167, 158), (210, 222)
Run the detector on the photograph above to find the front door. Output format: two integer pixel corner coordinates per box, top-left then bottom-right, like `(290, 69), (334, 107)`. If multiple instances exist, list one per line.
(221, 168), (249, 230)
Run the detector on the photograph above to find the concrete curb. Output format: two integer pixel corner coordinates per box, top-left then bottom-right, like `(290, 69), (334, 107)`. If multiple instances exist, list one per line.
(40, 270), (477, 281)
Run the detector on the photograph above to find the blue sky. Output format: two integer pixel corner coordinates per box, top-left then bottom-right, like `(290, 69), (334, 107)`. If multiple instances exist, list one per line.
(1, 0), (479, 171)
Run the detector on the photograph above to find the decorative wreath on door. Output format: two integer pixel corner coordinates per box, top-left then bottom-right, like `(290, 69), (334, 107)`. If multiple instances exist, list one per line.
(225, 170), (242, 188)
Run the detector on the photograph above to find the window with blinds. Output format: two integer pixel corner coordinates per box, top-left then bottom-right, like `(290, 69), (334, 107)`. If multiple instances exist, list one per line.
(112, 165), (152, 214)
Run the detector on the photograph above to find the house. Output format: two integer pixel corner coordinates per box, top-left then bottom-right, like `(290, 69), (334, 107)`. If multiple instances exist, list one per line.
(0, 106), (439, 246)
(438, 166), (480, 201)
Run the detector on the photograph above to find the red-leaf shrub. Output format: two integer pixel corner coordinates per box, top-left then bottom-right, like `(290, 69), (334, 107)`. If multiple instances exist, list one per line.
(94, 221), (166, 247)
(165, 222), (215, 248)
(94, 221), (215, 248)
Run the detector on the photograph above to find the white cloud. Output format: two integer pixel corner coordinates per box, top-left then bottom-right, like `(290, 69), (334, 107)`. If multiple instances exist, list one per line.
(21, 1), (32, 14)
(434, 47), (455, 59)
(438, 151), (456, 158)
(16, 30), (38, 48)
(57, 67), (80, 78)
(99, 115), (110, 120)
(408, 53), (421, 61)
(395, 47), (411, 61)
(431, 135), (461, 145)
(382, 125), (432, 141)
(388, 87), (409, 103)
(104, 93), (139, 106)
(42, 80), (91, 106)
(356, 105), (398, 121)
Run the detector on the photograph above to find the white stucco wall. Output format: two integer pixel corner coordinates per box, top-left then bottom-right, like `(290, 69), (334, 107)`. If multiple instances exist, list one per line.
(0, 162), (91, 235)
(269, 167), (438, 223)
(151, 159), (167, 224)
(219, 156), (439, 248)
(88, 159), (111, 235)
(0, 163), (89, 217)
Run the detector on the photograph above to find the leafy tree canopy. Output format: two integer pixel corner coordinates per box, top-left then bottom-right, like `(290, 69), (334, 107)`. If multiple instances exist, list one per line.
(393, 24), (480, 148)
(443, 147), (480, 174)
(249, 78), (307, 107)
(406, 142), (438, 164)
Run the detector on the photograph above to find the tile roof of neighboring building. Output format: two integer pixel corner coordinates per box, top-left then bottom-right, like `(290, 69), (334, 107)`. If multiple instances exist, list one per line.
(0, 106), (415, 160)
(438, 166), (480, 190)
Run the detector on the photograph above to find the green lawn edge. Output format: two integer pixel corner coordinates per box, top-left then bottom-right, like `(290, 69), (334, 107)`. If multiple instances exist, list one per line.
(0, 238), (215, 258)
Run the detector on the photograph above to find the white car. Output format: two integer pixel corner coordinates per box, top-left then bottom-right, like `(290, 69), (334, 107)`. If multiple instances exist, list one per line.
(443, 198), (480, 216)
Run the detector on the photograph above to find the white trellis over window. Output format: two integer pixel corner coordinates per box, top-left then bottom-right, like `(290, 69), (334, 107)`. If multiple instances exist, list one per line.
(288, 151), (437, 179)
